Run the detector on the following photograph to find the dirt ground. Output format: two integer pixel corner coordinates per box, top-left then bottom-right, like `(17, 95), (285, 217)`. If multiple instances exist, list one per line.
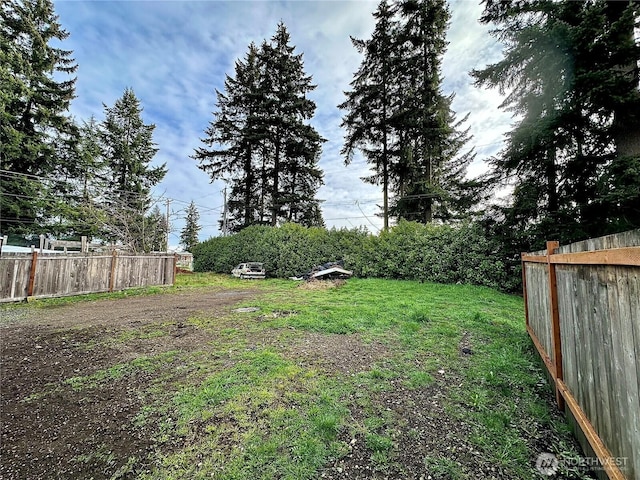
(1, 289), (259, 479)
(1, 287), (585, 479)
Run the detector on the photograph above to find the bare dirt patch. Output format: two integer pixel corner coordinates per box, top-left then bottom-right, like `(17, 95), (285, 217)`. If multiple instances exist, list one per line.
(288, 332), (389, 375)
(297, 279), (346, 290)
(0, 288), (259, 480)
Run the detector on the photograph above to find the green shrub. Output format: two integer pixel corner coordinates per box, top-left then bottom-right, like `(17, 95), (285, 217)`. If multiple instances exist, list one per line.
(192, 221), (510, 289)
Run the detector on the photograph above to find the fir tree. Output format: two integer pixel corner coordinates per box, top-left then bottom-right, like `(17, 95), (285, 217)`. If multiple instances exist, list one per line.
(0, 0), (78, 233)
(340, 0), (479, 226)
(99, 88), (166, 251)
(180, 201), (200, 252)
(259, 23), (325, 227)
(146, 204), (168, 252)
(473, 0), (640, 247)
(391, 0), (478, 223)
(340, 0), (398, 230)
(194, 23), (325, 232)
(193, 43), (265, 230)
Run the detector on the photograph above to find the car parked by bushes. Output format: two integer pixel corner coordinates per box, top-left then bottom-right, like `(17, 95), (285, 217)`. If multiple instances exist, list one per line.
(232, 262), (266, 279)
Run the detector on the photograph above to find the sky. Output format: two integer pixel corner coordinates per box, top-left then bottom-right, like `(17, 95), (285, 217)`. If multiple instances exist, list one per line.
(52, 0), (513, 245)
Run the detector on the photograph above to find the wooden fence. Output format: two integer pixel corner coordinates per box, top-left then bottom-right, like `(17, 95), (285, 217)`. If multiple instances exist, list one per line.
(0, 251), (176, 303)
(522, 230), (640, 480)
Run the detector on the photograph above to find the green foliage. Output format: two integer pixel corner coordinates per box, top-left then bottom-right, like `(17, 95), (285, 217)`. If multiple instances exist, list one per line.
(180, 201), (201, 252)
(90, 88), (167, 252)
(0, 0), (78, 233)
(193, 23), (324, 231)
(192, 221), (508, 289)
(340, 0), (483, 228)
(473, 0), (640, 253)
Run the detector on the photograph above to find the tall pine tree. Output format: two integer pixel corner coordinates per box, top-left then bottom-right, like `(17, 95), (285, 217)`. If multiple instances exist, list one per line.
(0, 0), (78, 234)
(340, 0), (480, 227)
(194, 23), (325, 232)
(98, 88), (166, 252)
(391, 0), (479, 223)
(259, 23), (325, 227)
(340, 0), (398, 230)
(180, 201), (200, 252)
(194, 43), (265, 231)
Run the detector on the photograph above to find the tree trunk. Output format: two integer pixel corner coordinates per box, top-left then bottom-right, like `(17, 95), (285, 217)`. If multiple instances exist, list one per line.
(271, 135), (280, 226)
(244, 145), (253, 227)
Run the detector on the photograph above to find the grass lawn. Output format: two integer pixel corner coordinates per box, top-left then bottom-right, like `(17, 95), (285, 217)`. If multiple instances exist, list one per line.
(1, 274), (592, 479)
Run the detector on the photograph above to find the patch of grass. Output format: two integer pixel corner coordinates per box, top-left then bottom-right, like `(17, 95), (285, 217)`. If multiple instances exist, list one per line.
(154, 279), (580, 478)
(140, 348), (350, 479)
(65, 351), (179, 391)
(424, 455), (464, 480)
(405, 370), (434, 388)
(365, 432), (394, 453)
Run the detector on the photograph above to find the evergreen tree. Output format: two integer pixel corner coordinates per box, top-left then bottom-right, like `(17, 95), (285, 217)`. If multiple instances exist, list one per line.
(340, 0), (479, 227)
(180, 201), (200, 252)
(259, 23), (325, 227)
(99, 88), (166, 251)
(146, 204), (168, 252)
(391, 0), (479, 223)
(473, 0), (640, 248)
(340, 0), (398, 230)
(60, 117), (106, 238)
(0, 0), (78, 233)
(193, 43), (265, 230)
(194, 23), (325, 232)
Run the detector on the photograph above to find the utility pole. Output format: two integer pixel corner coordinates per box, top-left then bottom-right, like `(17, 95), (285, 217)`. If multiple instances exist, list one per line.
(222, 186), (229, 236)
(165, 198), (171, 251)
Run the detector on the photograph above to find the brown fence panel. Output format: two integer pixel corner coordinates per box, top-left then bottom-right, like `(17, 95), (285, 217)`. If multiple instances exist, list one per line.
(522, 230), (640, 480)
(0, 255), (31, 301)
(524, 261), (554, 369)
(0, 252), (175, 302)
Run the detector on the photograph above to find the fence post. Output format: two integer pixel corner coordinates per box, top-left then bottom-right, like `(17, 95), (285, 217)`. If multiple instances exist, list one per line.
(521, 253), (530, 329)
(109, 250), (117, 292)
(546, 240), (564, 411)
(173, 253), (178, 284)
(27, 251), (38, 299)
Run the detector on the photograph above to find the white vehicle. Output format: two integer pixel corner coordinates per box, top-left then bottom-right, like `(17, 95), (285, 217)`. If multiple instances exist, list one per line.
(231, 262), (266, 279)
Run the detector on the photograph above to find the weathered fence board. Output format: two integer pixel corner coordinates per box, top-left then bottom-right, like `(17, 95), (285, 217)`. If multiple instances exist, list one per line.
(525, 262), (553, 363)
(0, 252), (176, 302)
(522, 230), (640, 480)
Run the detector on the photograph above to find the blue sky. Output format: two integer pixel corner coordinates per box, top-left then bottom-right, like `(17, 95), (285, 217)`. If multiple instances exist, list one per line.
(53, 0), (512, 244)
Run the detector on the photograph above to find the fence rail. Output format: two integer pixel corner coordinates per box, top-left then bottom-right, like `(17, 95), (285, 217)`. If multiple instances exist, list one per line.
(522, 230), (640, 480)
(0, 251), (176, 302)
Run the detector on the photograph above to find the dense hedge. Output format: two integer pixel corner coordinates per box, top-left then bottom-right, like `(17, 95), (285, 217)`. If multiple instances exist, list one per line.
(192, 221), (513, 290)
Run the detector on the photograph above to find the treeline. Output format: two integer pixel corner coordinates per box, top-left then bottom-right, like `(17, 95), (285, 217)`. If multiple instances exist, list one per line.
(192, 222), (514, 290)
(2, 0), (639, 280)
(196, 0), (640, 281)
(475, 0), (640, 253)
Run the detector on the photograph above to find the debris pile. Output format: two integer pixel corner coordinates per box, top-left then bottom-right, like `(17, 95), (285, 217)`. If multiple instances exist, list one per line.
(290, 261), (353, 281)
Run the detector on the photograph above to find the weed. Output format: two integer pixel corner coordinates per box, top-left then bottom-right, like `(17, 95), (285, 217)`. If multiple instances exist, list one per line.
(424, 456), (464, 479)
